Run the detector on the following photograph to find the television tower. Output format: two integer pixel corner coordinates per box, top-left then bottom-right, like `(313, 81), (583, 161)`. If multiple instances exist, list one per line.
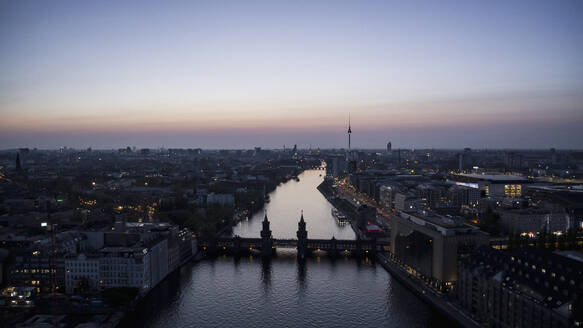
(347, 113), (352, 150)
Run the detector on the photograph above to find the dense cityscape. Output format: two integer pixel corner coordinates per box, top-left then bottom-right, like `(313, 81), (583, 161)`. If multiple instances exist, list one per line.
(1, 122), (582, 327)
(2, 1), (582, 327)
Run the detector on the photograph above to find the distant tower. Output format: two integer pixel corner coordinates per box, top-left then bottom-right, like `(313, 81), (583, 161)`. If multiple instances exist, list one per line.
(550, 148), (557, 165)
(458, 153), (464, 172)
(297, 211), (308, 261)
(397, 149), (401, 168)
(15, 152), (22, 173)
(347, 113), (352, 150)
(387, 141), (392, 154)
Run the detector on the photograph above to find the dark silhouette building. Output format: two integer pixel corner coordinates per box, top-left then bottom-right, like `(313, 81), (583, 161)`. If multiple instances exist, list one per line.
(260, 213), (273, 258)
(15, 152), (22, 172)
(297, 212), (308, 260)
(458, 246), (583, 327)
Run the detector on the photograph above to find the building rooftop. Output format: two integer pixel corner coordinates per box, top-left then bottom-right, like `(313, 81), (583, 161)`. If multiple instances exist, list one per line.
(459, 173), (527, 182)
(398, 210), (482, 236)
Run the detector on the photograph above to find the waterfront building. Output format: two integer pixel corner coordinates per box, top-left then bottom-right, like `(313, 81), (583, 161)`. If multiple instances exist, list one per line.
(5, 221), (186, 296)
(458, 246), (583, 327)
(64, 253), (100, 294)
(167, 226), (181, 273)
(99, 236), (168, 291)
(390, 210), (489, 290)
(178, 229), (193, 262)
(165, 225), (193, 272)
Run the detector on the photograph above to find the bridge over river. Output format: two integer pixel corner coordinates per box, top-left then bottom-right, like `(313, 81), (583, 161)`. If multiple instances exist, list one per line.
(200, 212), (390, 260)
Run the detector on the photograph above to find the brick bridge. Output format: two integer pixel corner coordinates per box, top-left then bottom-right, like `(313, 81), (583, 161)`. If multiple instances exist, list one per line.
(199, 212), (390, 260)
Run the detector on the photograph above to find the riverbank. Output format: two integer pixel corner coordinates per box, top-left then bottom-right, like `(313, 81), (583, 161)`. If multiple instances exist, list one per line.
(376, 253), (480, 328)
(318, 179), (479, 328)
(317, 179), (368, 239)
(114, 170), (454, 328)
(215, 168), (307, 238)
(115, 250), (203, 327)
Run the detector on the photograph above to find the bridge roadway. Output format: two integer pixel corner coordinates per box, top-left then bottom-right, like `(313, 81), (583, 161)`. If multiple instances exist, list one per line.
(199, 236), (390, 258)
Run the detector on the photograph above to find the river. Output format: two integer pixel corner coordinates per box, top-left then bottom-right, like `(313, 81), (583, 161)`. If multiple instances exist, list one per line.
(128, 170), (453, 327)
(233, 168), (355, 239)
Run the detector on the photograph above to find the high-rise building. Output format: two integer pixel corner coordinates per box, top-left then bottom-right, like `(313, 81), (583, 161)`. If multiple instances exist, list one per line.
(397, 149), (401, 167)
(387, 142), (392, 154)
(458, 153), (464, 172)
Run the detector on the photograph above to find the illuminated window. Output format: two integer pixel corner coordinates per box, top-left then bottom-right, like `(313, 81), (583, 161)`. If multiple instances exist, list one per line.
(504, 184), (522, 197)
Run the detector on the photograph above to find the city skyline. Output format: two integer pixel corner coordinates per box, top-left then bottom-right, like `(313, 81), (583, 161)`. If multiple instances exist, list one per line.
(2, 2), (583, 327)
(1, 0), (582, 149)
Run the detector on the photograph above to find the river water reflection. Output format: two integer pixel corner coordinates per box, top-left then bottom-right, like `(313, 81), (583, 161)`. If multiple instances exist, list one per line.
(129, 170), (453, 327)
(233, 170), (355, 240)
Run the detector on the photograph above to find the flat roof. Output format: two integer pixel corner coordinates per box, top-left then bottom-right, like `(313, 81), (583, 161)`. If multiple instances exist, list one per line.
(458, 173), (527, 182)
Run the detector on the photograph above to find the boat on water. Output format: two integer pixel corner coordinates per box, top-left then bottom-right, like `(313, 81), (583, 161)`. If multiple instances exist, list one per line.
(331, 208), (348, 224)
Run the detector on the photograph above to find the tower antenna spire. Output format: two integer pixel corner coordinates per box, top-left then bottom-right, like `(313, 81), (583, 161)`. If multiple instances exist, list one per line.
(347, 113), (352, 150)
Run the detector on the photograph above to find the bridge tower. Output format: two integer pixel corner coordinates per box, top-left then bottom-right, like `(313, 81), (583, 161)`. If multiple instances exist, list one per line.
(297, 211), (308, 261)
(233, 235), (242, 257)
(260, 213), (274, 258)
(329, 236), (339, 258)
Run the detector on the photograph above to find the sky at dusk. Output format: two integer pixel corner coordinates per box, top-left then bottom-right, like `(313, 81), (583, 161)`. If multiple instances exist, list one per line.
(1, 0), (582, 149)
